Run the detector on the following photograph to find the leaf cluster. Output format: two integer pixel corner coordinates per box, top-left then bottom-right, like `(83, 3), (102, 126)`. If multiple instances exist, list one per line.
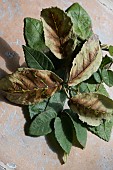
(0, 3), (113, 163)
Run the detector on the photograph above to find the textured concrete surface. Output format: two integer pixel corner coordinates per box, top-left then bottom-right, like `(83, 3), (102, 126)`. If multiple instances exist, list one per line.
(0, 0), (113, 170)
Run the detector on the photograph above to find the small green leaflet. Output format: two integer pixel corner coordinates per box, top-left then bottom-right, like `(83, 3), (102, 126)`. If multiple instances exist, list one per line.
(66, 3), (93, 40)
(24, 17), (48, 52)
(23, 46), (54, 70)
(54, 116), (73, 154)
(100, 55), (113, 69)
(88, 118), (113, 142)
(29, 108), (57, 136)
(101, 69), (113, 87)
(96, 84), (109, 97)
(93, 72), (101, 83)
(64, 109), (87, 148)
(29, 99), (48, 119)
(109, 45), (113, 56)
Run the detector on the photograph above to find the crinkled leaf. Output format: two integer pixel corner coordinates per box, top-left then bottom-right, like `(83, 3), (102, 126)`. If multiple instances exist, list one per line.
(41, 7), (77, 59)
(0, 68), (62, 105)
(68, 34), (102, 86)
(101, 69), (113, 87)
(109, 45), (113, 56)
(88, 118), (113, 141)
(29, 109), (57, 136)
(24, 17), (48, 52)
(66, 3), (93, 40)
(69, 93), (113, 126)
(54, 116), (73, 154)
(23, 46), (54, 70)
(64, 109), (87, 148)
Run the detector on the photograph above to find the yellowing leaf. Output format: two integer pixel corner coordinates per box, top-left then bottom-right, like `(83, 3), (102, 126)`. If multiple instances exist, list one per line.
(68, 34), (102, 86)
(0, 68), (62, 105)
(69, 93), (113, 126)
(41, 7), (77, 59)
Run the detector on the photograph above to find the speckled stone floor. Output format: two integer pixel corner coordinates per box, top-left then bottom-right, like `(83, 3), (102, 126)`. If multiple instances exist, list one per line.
(0, 1), (113, 170)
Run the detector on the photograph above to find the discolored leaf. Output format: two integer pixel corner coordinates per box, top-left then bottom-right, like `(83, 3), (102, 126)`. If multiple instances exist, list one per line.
(29, 108), (57, 136)
(0, 68), (62, 105)
(54, 116), (73, 154)
(23, 46), (54, 70)
(68, 34), (102, 86)
(64, 109), (87, 148)
(69, 93), (113, 126)
(41, 7), (77, 59)
(24, 17), (48, 52)
(101, 69), (113, 87)
(66, 3), (93, 40)
(88, 118), (113, 142)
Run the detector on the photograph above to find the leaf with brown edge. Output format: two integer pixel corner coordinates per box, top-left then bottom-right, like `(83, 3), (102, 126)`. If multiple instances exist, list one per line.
(68, 34), (102, 86)
(68, 93), (113, 126)
(0, 68), (62, 105)
(41, 7), (77, 59)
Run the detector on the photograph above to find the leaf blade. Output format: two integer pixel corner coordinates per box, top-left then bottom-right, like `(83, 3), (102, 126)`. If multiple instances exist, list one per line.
(68, 34), (102, 86)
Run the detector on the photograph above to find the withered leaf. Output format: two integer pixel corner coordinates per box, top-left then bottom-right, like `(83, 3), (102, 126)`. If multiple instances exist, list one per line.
(0, 68), (62, 105)
(41, 7), (77, 59)
(69, 93), (113, 126)
(68, 34), (102, 86)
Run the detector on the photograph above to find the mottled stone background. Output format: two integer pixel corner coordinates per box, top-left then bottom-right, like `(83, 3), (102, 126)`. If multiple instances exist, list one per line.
(0, 0), (113, 170)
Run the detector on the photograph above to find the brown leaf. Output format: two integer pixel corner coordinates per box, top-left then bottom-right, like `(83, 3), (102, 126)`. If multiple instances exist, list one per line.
(69, 93), (113, 126)
(68, 34), (102, 86)
(0, 68), (63, 105)
(41, 7), (77, 59)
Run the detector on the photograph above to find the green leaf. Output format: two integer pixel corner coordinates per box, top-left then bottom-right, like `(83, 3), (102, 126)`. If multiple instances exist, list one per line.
(101, 69), (113, 87)
(88, 118), (113, 141)
(54, 116), (73, 154)
(96, 84), (109, 97)
(66, 3), (93, 40)
(69, 93), (113, 126)
(79, 82), (89, 93)
(68, 34), (102, 86)
(0, 68), (63, 105)
(93, 72), (101, 83)
(29, 90), (66, 119)
(29, 99), (48, 119)
(100, 55), (113, 69)
(64, 109), (87, 148)
(87, 83), (97, 92)
(23, 46), (54, 70)
(41, 7), (77, 59)
(29, 109), (57, 136)
(24, 17), (48, 52)
(109, 45), (113, 56)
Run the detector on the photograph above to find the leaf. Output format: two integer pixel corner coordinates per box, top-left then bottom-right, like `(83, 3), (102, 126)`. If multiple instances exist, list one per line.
(100, 55), (113, 69)
(23, 46), (54, 70)
(54, 116), (73, 154)
(29, 99), (48, 119)
(29, 109), (57, 136)
(101, 69), (113, 87)
(79, 82), (89, 93)
(109, 45), (113, 56)
(69, 93), (113, 126)
(68, 34), (102, 86)
(66, 3), (93, 40)
(0, 68), (62, 105)
(41, 7), (77, 59)
(29, 90), (66, 119)
(93, 72), (101, 83)
(88, 118), (113, 141)
(64, 109), (87, 148)
(96, 84), (109, 97)
(24, 17), (48, 52)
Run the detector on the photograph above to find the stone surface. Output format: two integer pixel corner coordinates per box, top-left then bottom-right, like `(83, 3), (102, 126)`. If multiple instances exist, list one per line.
(0, 0), (113, 170)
